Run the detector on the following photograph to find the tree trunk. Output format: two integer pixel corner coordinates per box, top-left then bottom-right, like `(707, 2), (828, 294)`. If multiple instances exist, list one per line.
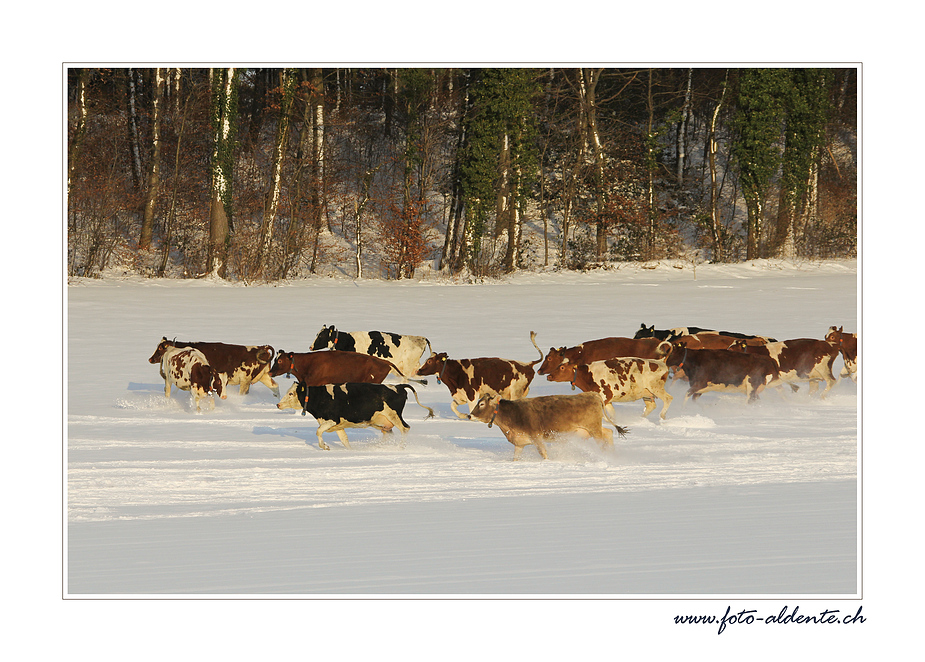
(159, 82), (191, 276)
(646, 69), (656, 259)
(125, 68), (144, 191)
(578, 68), (607, 257)
(708, 74), (727, 262)
(676, 67), (692, 185)
(208, 67), (237, 278)
(255, 68), (296, 279)
(140, 68), (165, 251)
(67, 68), (90, 231)
(310, 68), (326, 232)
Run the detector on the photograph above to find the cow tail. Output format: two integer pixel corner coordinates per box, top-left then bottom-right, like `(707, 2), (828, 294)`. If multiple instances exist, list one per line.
(530, 330), (544, 364)
(400, 384), (435, 419)
(602, 405), (629, 438)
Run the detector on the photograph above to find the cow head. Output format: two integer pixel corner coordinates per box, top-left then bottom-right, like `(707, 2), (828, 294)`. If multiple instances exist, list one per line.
(468, 393), (502, 427)
(269, 350), (296, 378)
(537, 347), (566, 375)
(664, 341), (688, 368)
(825, 325), (844, 343)
(633, 323), (655, 339)
(726, 338), (748, 353)
(277, 381), (308, 411)
(545, 361), (577, 383)
(417, 352), (448, 377)
(310, 325), (337, 351)
(148, 336), (175, 364)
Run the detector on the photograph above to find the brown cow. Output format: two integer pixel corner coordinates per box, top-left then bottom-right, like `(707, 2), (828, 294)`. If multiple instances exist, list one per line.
(547, 357), (673, 420)
(417, 332), (544, 419)
(468, 392), (626, 461)
(269, 349), (423, 386)
(672, 333), (770, 350)
(728, 337), (840, 397)
(665, 345), (779, 404)
(825, 326), (858, 383)
(536, 335), (671, 377)
(149, 337), (279, 397)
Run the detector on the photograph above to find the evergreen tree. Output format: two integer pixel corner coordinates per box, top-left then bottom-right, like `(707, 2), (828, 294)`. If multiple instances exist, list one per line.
(775, 68), (832, 257)
(208, 67), (239, 278)
(730, 68), (789, 259)
(458, 68), (538, 274)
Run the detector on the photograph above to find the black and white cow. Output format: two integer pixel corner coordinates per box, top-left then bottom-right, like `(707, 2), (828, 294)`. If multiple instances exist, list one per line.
(161, 347), (226, 412)
(634, 323), (776, 343)
(310, 325), (433, 379)
(276, 381), (434, 450)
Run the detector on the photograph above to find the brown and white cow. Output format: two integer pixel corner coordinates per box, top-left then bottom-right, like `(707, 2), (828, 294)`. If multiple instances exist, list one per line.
(417, 333), (544, 418)
(149, 338), (279, 398)
(161, 347), (226, 412)
(665, 345), (779, 404)
(536, 336), (672, 377)
(467, 392), (626, 461)
(672, 333), (770, 350)
(547, 357), (673, 420)
(727, 337), (840, 397)
(825, 326), (858, 383)
(269, 349), (423, 386)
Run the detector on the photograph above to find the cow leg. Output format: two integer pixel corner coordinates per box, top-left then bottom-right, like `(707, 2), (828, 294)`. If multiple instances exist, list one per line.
(654, 388), (672, 420)
(533, 440), (548, 460)
(238, 380), (251, 396)
(512, 445), (524, 461)
(258, 372), (280, 398)
(314, 423), (333, 451)
(640, 397), (656, 418)
(599, 426), (614, 451)
(451, 399), (468, 419)
(336, 430), (352, 450)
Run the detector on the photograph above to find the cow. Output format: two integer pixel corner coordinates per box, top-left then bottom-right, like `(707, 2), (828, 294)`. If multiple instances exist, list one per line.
(665, 344), (779, 404)
(546, 357), (673, 420)
(727, 337), (840, 397)
(634, 323), (776, 343)
(269, 349), (425, 386)
(825, 326), (858, 382)
(672, 333), (770, 350)
(161, 347), (226, 412)
(416, 332), (544, 419)
(536, 335), (672, 378)
(310, 325), (433, 379)
(276, 381), (433, 450)
(149, 337), (279, 398)
(467, 392), (626, 461)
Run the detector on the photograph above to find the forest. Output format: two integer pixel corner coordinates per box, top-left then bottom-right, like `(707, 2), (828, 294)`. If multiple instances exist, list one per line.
(65, 67), (858, 281)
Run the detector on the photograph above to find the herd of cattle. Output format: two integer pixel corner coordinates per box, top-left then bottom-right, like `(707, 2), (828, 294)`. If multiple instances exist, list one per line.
(147, 322), (858, 460)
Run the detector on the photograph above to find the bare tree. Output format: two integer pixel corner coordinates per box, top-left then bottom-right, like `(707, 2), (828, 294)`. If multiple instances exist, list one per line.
(140, 68), (165, 250)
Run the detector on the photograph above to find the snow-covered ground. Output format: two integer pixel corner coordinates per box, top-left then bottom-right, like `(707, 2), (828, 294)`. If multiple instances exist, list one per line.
(67, 259), (858, 598)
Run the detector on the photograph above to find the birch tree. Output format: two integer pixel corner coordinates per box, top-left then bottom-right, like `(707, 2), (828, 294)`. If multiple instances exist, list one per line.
(125, 68), (144, 191)
(707, 71), (728, 262)
(207, 67), (239, 278)
(254, 68), (296, 278)
(67, 68), (90, 231)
